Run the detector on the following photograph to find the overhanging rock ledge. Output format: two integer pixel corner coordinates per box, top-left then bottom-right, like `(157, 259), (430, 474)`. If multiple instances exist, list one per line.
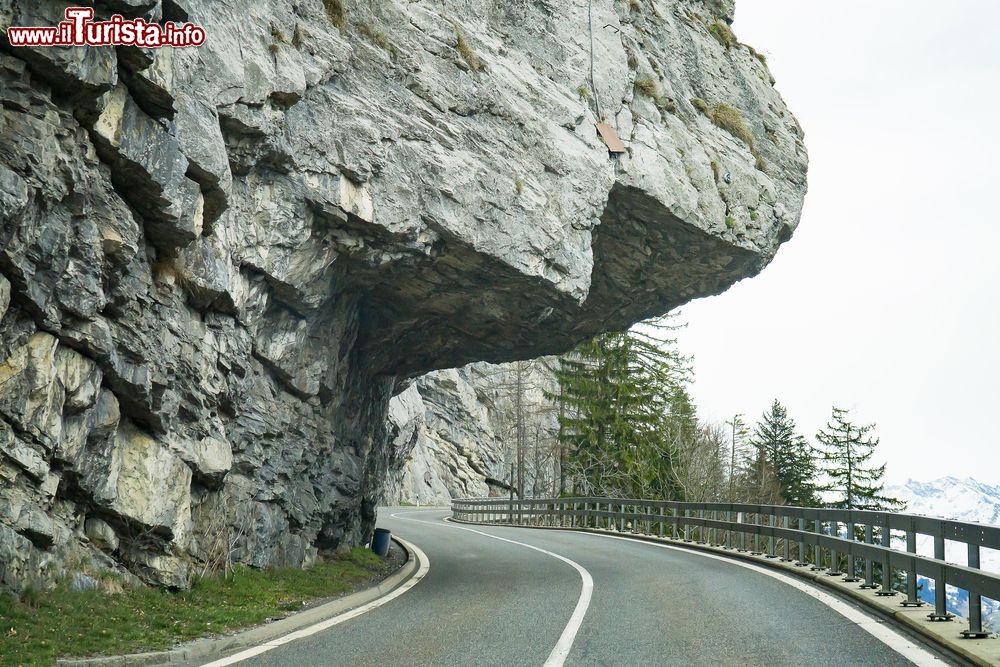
(0, 0), (806, 590)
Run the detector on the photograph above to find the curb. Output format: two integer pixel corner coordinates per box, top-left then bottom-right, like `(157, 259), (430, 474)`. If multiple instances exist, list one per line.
(452, 519), (999, 667)
(56, 537), (419, 667)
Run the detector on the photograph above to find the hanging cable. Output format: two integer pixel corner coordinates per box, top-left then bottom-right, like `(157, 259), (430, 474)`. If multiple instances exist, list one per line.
(588, 0), (603, 120)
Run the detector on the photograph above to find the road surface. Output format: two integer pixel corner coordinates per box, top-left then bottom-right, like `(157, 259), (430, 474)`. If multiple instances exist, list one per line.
(213, 507), (959, 667)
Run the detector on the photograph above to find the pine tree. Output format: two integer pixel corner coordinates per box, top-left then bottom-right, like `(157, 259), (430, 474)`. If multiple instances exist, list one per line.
(814, 407), (903, 511)
(749, 400), (820, 507)
(551, 317), (691, 499)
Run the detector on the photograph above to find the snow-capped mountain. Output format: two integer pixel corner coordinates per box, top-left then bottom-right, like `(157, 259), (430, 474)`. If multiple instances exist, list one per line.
(887, 477), (1000, 527)
(883, 477), (1000, 631)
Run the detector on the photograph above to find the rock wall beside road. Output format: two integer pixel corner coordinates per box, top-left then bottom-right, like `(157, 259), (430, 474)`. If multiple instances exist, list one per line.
(0, 0), (806, 591)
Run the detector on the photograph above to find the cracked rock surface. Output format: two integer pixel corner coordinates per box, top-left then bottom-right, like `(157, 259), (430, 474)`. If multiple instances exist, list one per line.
(0, 0), (805, 591)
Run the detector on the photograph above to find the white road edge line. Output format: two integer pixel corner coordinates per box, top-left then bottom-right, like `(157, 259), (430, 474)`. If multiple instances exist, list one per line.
(571, 531), (944, 667)
(392, 510), (593, 667)
(199, 536), (430, 667)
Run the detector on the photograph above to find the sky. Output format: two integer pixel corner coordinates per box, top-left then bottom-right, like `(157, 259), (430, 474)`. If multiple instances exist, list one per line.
(672, 1), (1000, 486)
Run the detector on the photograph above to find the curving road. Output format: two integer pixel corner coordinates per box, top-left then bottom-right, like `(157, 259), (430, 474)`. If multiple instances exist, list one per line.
(210, 508), (961, 667)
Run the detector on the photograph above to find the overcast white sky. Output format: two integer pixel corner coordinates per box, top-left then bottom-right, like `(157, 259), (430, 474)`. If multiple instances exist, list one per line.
(672, 1), (1000, 486)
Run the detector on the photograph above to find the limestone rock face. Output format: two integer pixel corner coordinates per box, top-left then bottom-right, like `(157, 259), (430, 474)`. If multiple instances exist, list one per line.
(0, 0), (806, 590)
(384, 360), (559, 506)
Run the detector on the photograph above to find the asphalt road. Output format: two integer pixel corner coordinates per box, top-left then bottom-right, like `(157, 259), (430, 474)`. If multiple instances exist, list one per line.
(222, 508), (957, 667)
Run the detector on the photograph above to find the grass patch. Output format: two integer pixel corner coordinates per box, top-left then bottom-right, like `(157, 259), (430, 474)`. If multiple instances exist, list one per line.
(707, 103), (754, 149)
(693, 101), (766, 171)
(358, 23), (400, 59)
(0, 548), (392, 667)
(708, 20), (736, 48)
(629, 0), (641, 11)
(322, 0), (346, 30)
(452, 22), (483, 72)
(749, 208), (758, 221)
(746, 44), (767, 65)
(654, 95), (676, 113)
(710, 160), (720, 182)
(633, 78), (657, 97)
(577, 85), (590, 100)
(514, 178), (525, 194)
(725, 216), (735, 229)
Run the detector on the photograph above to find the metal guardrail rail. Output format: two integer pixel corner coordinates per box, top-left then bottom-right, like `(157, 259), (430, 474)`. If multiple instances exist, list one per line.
(451, 497), (1000, 639)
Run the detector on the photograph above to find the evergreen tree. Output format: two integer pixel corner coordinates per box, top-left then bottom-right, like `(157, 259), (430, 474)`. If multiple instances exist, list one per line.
(551, 317), (691, 499)
(814, 407), (903, 511)
(749, 400), (820, 507)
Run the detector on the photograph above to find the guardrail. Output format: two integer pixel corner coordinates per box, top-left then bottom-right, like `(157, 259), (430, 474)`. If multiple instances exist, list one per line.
(451, 497), (1000, 639)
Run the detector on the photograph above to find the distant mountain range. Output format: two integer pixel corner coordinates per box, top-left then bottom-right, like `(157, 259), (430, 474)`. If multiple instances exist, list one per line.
(883, 477), (1000, 631)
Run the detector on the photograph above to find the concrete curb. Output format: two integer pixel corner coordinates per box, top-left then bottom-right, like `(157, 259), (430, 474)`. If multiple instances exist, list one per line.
(56, 538), (418, 667)
(451, 519), (999, 666)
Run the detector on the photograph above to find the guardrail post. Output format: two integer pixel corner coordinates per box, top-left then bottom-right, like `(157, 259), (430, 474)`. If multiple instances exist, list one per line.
(795, 517), (807, 566)
(766, 513), (777, 558)
(842, 518), (859, 582)
(827, 519), (842, 576)
(781, 515), (792, 562)
(900, 521), (924, 606)
(725, 507), (736, 549)
(961, 541), (989, 638)
(875, 516), (897, 596)
(659, 505), (665, 537)
(684, 509), (692, 542)
(738, 512), (747, 552)
(811, 519), (824, 571)
(860, 523), (877, 588)
(927, 529), (954, 621)
(751, 512), (761, 555)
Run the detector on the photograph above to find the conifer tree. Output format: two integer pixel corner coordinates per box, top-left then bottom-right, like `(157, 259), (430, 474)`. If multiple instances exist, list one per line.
(814, 407), (903, 511)
(551, 317), (691, 499)
(750, 400), (820, 507)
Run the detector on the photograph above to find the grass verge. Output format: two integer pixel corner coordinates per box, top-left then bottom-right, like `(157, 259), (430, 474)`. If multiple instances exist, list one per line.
(0, 548), (393, 667)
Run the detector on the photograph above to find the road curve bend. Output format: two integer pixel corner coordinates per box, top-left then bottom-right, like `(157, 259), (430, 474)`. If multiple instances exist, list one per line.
(209, 508), (960, 667)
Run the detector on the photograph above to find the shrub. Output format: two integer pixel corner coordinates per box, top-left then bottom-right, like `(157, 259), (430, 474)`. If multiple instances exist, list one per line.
(515, 178), (524, 194)
(629, 0), (641, 11)
(710, 160), (720, 182)
(322, 0), (346, 30)
(655, 95), (676, 113)
(708, 20), (736, 48)
(453, 23), (483, 71)
(577, 85), (590, 99)
(358, 23), (400, 58)
(725, 216), (735, 229)
(708, 103), (754, 149)
(749, 208), (759, 221)
(690, 97), (708, 113)
(634, 78), (657, 97)
(746, 44), (767, 65)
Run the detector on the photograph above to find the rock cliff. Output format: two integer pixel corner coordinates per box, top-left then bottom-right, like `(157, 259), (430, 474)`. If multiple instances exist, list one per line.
(383, 359), (558, 506)
(0, 0), (806, 591)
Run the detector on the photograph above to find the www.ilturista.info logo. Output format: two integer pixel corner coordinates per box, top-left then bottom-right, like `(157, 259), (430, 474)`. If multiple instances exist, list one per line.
(5, 7), (205, 48)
